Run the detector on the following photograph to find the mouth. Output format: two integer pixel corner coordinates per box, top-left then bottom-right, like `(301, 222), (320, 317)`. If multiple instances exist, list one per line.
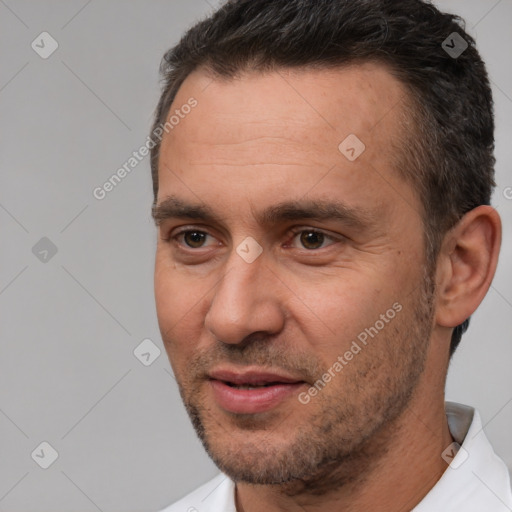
(207, 368), (307, 414)
(223, 381), (285, 389)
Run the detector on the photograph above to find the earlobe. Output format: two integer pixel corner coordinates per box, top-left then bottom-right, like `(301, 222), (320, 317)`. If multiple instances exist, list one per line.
(435, 205), (501, 329)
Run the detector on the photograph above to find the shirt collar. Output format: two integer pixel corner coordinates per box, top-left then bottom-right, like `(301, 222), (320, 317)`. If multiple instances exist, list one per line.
(412, 401), (512, 511)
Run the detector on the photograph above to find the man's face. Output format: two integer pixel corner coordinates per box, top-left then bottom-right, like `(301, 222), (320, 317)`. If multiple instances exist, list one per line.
(154, 63), (435, 488)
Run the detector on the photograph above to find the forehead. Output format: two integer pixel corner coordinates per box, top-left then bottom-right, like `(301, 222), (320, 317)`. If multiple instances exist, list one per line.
(169, 62), (406, 144)
(156, 62), (417, 225)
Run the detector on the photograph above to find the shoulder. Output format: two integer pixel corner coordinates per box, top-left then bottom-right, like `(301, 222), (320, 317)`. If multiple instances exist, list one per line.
(157, 473), (236, 512)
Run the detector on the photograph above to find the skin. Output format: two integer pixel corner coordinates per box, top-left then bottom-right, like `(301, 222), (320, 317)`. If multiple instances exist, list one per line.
(153, 63), (501, 511)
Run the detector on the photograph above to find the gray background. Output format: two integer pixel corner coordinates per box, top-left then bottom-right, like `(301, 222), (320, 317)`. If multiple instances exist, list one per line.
(1, 1), (511, 510)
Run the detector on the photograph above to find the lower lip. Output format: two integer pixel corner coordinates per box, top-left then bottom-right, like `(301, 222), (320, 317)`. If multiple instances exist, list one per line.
(209, 380), (305, 414)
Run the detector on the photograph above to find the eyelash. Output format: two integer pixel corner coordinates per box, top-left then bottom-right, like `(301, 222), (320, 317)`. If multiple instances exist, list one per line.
(165, 226), (341, 251)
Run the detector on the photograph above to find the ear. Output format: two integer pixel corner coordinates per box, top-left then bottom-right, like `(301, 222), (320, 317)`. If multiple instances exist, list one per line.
(435, 205), (501, 329)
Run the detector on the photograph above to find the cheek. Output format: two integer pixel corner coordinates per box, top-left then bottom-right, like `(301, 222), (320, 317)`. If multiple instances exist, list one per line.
(290, 273), (391, 340)
(155, 257), (193, 336)
(154, 256), (210, 360)
(154, 257), (174, 324)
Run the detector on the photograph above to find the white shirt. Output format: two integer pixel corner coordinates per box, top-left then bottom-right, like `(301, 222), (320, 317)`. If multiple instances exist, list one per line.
(159, 402), (512, 511)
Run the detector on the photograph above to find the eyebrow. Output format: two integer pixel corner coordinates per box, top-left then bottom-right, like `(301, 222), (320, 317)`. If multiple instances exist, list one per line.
(152, 194), (378, 231)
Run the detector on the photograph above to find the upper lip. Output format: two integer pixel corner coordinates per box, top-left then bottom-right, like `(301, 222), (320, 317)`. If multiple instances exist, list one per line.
(208, 367), (304, 385)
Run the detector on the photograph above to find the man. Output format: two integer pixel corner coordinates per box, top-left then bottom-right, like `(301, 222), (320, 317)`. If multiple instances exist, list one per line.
(150, 0), (511, 510)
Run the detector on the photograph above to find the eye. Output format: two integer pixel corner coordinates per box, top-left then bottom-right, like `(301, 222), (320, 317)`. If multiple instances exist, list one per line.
(171, 229), (218, 249)
(288, 228), (339, 250)
(165, 227), (341, 252)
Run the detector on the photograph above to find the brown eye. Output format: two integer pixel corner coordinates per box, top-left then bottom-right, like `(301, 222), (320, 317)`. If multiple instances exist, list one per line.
(169, 227), (221, 252)
(299, 231), (325, 250)
(182, 231), (208, 248)
(288, 228), (339, 251)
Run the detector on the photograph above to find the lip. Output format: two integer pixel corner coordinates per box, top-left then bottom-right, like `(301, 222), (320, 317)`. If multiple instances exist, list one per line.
(209, 368), (304, 386)
(208, 367), (307, 414)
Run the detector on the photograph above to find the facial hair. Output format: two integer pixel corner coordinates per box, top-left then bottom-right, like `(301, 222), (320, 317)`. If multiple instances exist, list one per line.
(168, 266), (436, 496)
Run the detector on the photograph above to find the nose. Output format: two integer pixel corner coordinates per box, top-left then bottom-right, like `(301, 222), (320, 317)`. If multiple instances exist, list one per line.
(204, 249), (285, 345)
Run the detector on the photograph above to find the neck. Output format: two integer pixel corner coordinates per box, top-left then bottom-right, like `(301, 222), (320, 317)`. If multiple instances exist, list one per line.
(235, 363), (453, 512)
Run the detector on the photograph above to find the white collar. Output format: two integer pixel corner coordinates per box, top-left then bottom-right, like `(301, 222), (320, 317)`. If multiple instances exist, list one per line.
(412, 401), (512, 511)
